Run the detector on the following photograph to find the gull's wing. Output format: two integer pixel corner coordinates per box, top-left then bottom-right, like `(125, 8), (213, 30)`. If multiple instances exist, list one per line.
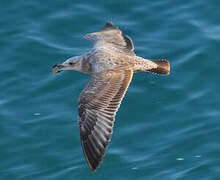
(78, 69), (133, 171)
(84, 22), (135, 55)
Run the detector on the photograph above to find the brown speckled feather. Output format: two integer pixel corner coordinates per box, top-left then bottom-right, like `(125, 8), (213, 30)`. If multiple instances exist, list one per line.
(78, 70), (133, 171)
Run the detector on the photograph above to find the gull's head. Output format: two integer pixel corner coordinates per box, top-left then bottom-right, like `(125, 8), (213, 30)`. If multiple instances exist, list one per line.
(52, 56), (83, 74)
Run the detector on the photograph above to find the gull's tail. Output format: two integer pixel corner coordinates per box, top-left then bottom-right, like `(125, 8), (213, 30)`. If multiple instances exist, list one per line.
(148, 60), (170, 75)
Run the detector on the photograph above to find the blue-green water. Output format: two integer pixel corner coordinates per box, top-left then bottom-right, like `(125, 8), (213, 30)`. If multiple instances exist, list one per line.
(1, 0), (220, 179)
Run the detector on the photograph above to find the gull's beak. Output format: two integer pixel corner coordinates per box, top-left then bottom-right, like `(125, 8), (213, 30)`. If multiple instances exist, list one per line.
(83, 33), (92, 40)
(83, 33), (96, 41)
(52, 64), (65, 74)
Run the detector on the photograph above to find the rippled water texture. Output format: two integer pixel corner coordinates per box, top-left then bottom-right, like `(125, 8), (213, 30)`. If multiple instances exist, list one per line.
(1, 0), (220, 179)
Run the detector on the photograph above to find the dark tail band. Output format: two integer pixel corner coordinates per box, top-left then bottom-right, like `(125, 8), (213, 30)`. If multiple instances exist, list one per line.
(149, 60), (170, 75)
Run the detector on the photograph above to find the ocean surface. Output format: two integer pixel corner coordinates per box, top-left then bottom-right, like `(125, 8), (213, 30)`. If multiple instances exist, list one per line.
(1, 0), (220, 179)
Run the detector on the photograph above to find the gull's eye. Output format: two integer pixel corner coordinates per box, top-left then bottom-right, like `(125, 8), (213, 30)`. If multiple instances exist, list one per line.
(69, 62), (74, 65)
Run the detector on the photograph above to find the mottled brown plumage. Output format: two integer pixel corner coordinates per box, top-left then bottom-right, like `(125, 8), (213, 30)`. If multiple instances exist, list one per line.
(52, 22), (170, 171)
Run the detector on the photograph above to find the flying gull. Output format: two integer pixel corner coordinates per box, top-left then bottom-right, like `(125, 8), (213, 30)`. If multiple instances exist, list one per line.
(52, 22), (170, 171)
